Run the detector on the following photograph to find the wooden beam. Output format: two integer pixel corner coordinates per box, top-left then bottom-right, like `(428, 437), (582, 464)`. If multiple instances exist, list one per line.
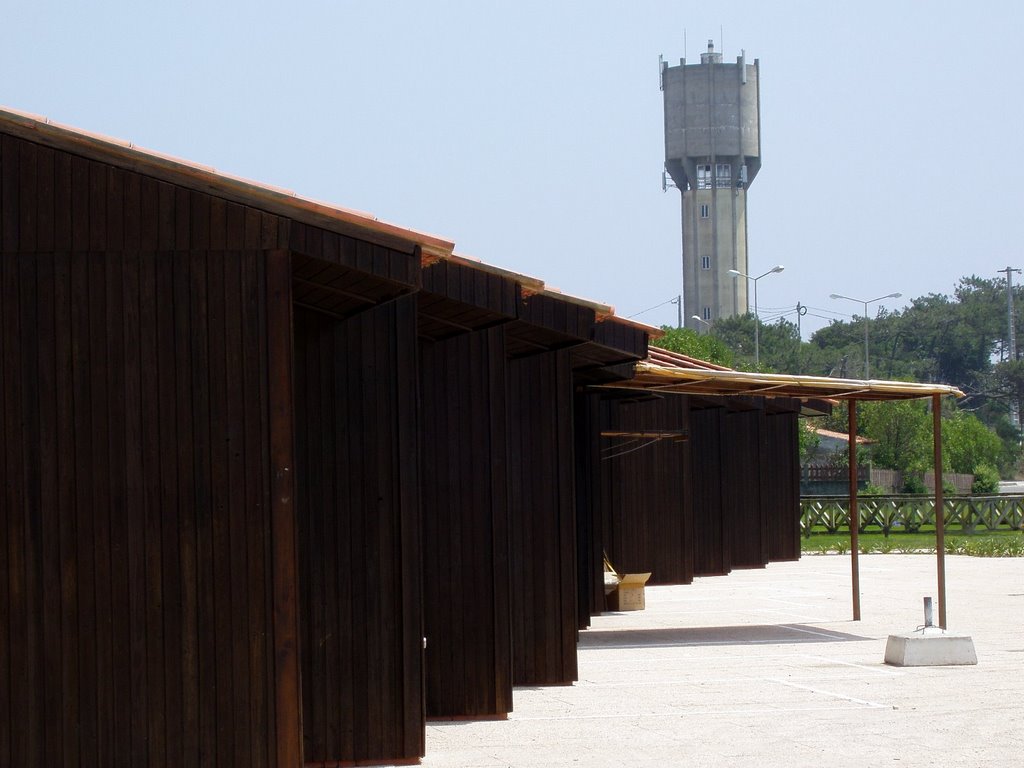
(934, 394), (947, 629)
(267, 250), (303, 767)
(848, 400), (861, 621)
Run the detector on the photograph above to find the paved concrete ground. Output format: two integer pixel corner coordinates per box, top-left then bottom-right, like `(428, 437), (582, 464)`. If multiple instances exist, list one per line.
(422, 554), (1024, 767)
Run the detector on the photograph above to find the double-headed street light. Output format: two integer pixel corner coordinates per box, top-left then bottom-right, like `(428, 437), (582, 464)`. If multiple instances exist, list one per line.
(829, 292), (902, 379)
(729, 265), (785, 365)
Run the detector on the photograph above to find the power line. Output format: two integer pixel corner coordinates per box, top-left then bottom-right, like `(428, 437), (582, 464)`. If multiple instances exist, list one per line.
(626, 296), (678, 319)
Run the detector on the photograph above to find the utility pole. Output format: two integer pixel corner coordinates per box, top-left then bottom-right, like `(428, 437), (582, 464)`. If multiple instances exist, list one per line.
(672, 295), (682, 329)
(997, 266), (1021, 428)
(796, 301), (807, 339)
(998, 267), (1020, 362)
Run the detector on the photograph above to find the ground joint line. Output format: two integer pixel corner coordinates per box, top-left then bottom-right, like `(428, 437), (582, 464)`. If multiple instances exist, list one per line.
(765, 677), (890, 709)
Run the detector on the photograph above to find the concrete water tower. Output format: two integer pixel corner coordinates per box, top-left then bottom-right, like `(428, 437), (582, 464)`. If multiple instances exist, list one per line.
(662, 40), (761, 329)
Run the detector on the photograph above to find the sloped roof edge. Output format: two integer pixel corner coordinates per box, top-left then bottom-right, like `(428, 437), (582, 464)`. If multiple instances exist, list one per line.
(0, 105), (456, 258)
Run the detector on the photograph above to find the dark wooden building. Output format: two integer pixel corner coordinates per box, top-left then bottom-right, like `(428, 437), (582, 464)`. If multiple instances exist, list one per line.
(0, 107), (811, 767)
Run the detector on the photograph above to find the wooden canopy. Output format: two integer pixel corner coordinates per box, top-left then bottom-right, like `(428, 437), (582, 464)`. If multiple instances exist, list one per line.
(607, 348), (965, 402)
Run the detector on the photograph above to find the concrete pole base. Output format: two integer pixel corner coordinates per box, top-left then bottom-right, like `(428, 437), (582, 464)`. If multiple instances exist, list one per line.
(884, 627), (977, 666)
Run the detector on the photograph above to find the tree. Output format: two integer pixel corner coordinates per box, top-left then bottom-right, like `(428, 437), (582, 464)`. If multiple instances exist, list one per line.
(707, 314), (803, 372)
(942, 410), (1005, 475)
(651, 326), (733, 367)
(858, 400), (931, 474)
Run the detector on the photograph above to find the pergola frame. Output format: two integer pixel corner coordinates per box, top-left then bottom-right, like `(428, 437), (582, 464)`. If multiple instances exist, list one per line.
(602, 359), (965, 628)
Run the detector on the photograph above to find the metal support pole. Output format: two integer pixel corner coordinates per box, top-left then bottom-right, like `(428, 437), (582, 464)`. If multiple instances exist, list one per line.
(933, 394), (947, 629)
(862, 300), (870, 378)
(753, 278), (760, 366)
(848, 400), (860, 621)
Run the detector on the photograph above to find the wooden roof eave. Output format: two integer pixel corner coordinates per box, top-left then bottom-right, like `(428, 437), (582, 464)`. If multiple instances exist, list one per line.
(0, 106), (455, 259)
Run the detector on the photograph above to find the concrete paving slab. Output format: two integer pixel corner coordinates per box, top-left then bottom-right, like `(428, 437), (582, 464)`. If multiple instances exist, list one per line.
(420, 554), (1024, 768)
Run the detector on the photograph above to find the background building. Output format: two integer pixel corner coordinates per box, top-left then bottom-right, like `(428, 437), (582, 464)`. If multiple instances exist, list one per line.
(663, 41), (760, 329)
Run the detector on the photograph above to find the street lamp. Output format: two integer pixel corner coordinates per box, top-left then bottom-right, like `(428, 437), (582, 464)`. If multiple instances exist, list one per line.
(829, 292), (902, 378)
(691, 314), (711, 334)
(729, 265), (785, 365)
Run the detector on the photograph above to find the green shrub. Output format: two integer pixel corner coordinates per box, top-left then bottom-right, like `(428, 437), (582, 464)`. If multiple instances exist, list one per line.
(972, 463), (1001, 495)
(902, 474), (927, 494)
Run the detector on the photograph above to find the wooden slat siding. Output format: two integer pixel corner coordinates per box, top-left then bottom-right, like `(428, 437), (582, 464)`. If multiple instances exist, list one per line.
(250, 250), (277, 767)
(1, 134), (18, 250)
(573, 392), (603, 624)
(70, 250), (100, 767)
(420, 260), (517, 317)
(137, 251), (168, 764)
(54, 253), (79, 768)
(394, 295), (425, 757)
(18, 139), (38, 253)
(185, 248), (216, 767)
(420, 327), (512, 718)
(122, 170), (140, 252)
(37, 253), (62, 766)
(155, 253), (184, 766)
(2, 132), (419, 294)
(518, 293), (596, 340)
(486, 327), (512, 714)
(554, 350), (579, 666)
(88, 161), (107, 252)
(295, 295), (424, 764)
(70, 156), (90, 251)
(295, 308), (323, 758)
(176, 188), (191, 249)
(86, 253), (112, 766)
(0, 254), (18, 765)
(36, 147), (55, 252)
(104, 253), (132, 765)
(508, 351), (579, 687)
(206, 251), (236, 768)
(267, 250), (302, 768)
(209, 195), (227, 250)
(0, 251), (10, 768)
(723, 408), (768, 569)
(591, 319), (648, 361)
(226, 201), (246, 254)
(14, 254), (41, 768)
(690, 407), (729, 577)
(226, 252), (255, 764)
(54, 151), (73, 252)
(599, 395), (693, 586)
(331, 308), (355, 758)
(104, 167), (124, 252)
(122, 251), (148, 766)
(766, 413), (801, 561)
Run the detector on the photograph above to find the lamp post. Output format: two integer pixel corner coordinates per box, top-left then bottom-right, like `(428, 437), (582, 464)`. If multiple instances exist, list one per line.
(829, 292), (902, 379)
(691, 314), (711, 334)
(729, 265), (785, 366)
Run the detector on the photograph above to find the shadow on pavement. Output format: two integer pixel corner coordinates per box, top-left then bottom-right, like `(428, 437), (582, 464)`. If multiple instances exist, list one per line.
(579, 623), (870, 649)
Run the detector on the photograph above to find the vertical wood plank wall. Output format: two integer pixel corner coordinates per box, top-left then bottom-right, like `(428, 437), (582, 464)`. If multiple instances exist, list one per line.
(599, 396), (693, 586)
(0, 249), (286, 767)
(765, 412), (801, 561)
(420, 327), (513, 718)
(0, 129), (422, 767)
(293, 298), (424, 765)
(690, 407), (731, 577)
(574, 391), (604, 625)
(722, 408), (770, 568)
(507, 351), (578, 687)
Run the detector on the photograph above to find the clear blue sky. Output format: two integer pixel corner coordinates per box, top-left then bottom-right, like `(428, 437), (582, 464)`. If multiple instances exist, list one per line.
(4, 1), (1022, 337)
